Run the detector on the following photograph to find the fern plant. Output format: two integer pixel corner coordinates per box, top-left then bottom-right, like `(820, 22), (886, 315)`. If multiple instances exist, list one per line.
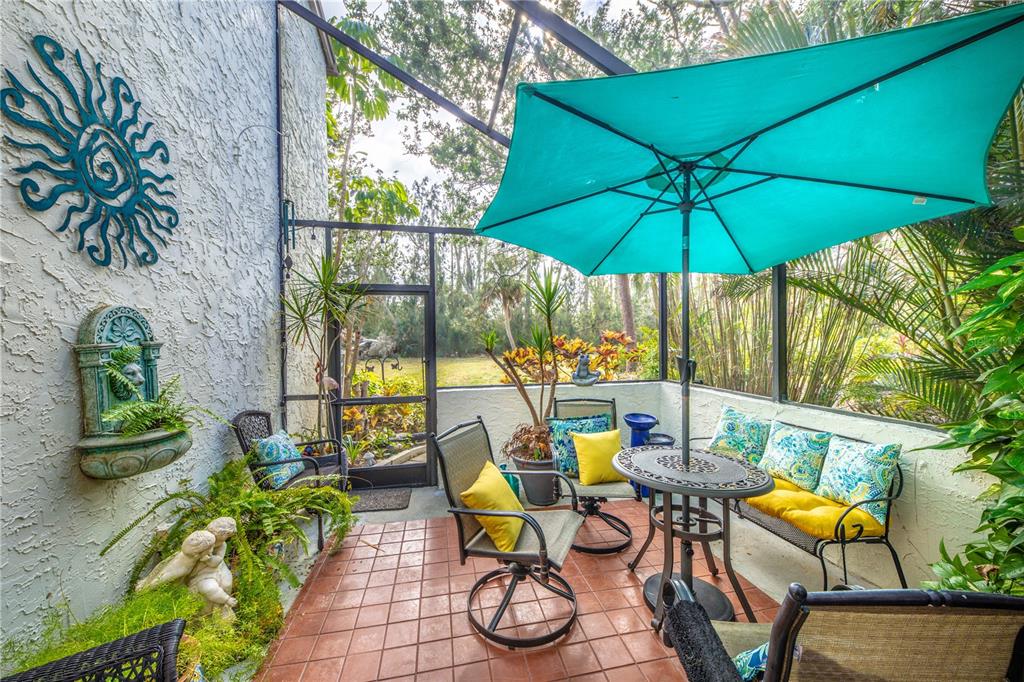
(101, 375), (226, 437)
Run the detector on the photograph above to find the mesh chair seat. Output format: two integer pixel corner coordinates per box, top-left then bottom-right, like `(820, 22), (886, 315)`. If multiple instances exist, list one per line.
(465, 509), (584, 569)
(568, 479), (636, 499)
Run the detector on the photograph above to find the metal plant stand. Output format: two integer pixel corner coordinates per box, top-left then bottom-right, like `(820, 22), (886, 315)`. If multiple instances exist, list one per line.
(614, 445), (773, 630)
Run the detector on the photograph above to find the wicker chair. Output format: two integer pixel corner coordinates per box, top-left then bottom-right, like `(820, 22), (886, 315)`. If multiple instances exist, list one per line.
(430, 417), (584, 648)
(231, 410), (344, 550)
(2, 619), (185, 682)
(552, 398), (638, 554)
(666, 582), (1024, 682)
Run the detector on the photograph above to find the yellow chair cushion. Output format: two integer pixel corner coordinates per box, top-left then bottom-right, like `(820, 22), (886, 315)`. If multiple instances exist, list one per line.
(746, 478), (884, 540)
(460, 460), (524, 552)
(573, 429), (627, 486)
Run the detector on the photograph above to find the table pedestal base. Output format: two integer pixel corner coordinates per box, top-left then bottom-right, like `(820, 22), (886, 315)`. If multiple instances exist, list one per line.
(642, 574), (735, 622)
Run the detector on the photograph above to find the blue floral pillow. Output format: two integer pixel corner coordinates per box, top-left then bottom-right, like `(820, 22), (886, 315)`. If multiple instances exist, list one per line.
(733, 642), (769, 681)
(547, 414), (612, 477)
(758, 422), (833, 490)
(707, 405), (772, 464)
(254, 430), (304, 488)
(815, 437), (901, 524)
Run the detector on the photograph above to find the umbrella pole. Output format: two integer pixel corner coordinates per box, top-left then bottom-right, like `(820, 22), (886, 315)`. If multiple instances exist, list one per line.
(679, 167), (694, 591)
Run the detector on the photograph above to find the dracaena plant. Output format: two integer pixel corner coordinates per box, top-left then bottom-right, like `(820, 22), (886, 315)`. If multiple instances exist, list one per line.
(926, 230), (1024, 595)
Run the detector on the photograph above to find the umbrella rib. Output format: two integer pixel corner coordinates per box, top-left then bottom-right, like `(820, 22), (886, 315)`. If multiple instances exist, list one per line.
(693, 164), (977, 204)
(587, 171), (682, 276)
(609, 188), (679, 207)
(691, 173), (755, 274)
(529, 89), (686, 166)
(695, 176), (778, 205)
(697, 11), (1024, 163)
(476, 167), (676, 232)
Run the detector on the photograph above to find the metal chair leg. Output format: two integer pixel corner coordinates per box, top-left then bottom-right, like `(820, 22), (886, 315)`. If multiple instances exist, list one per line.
(572, 498), (632, 555)
(316, 511), (324, 552)
(467, 564), (576, 649)
(628, 492), (657, 571)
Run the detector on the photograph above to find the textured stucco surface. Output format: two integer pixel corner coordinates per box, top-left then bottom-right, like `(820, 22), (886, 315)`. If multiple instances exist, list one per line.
(1, 0), (326, 639)
(437, 382), (984, 589)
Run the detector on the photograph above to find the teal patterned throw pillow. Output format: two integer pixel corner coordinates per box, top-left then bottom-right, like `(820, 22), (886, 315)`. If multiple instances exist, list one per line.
(707, 405), (772, 464)
(547, 414), (611, 477)
(254, 430), (304, 488)
(733, 642), (769, 682)
(758, 422), (833, 490)
(815, 437), (901, 524)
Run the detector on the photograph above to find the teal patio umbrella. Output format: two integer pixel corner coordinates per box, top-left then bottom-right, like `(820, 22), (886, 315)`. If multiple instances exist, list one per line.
(476, 4), (1024, 622)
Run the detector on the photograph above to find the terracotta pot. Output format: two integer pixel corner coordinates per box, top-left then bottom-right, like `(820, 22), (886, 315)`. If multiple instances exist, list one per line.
(510, 454), (558, 506)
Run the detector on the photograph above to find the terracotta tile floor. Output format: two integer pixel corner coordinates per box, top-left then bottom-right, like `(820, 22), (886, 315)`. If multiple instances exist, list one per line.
(259, 499), (778, 681)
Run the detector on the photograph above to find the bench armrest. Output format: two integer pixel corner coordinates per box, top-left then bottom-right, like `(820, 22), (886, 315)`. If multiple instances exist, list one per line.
(665, 591), (742, 682)
(833, 492), (898, 541)
(448, 507), (550, 564)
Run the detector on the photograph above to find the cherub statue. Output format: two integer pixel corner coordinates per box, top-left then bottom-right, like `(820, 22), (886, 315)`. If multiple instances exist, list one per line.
(571, 353), (601, 386)
(134, 518), (239, 620)
(135, 530), (215, 592)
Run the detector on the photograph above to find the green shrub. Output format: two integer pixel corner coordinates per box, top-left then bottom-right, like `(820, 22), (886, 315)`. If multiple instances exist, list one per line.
(4, 460), (355, 679)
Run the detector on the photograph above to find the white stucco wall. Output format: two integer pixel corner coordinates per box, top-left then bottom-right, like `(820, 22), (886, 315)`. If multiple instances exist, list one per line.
(437, 381), (985, 589)
(1, 0), (327, 639)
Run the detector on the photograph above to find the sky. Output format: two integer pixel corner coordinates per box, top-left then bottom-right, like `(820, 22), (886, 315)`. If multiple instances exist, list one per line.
(318, 0), (633, 193)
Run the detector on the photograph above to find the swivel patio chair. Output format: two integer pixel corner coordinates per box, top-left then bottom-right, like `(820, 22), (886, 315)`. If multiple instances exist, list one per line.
(430, 417), (584, 648)
(231, 410), (345, 550)
(553, 397), (637, 554)
(2, 619), (185, 682)
(666, 582), (1024, 682)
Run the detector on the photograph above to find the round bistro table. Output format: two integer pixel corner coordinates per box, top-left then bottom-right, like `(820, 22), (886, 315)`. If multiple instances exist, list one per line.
(613, 445), (773, 630)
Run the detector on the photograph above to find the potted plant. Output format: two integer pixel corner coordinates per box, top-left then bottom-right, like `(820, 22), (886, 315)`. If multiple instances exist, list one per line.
(482, 267), (565, 505)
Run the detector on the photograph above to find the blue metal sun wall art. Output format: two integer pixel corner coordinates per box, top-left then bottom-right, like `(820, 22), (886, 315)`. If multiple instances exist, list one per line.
(1, 35), (179, 267)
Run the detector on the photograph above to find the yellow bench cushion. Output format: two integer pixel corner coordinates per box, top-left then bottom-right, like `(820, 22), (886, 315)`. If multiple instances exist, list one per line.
(746, 478), (884, 540)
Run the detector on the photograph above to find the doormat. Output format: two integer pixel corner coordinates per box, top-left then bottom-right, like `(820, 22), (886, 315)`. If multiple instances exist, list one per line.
(351, 488), (412, 513)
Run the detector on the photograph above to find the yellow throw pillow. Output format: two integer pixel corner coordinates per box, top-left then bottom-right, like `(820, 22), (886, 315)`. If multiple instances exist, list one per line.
(572, 429), (627, 486)
(460, 460), (525, 552)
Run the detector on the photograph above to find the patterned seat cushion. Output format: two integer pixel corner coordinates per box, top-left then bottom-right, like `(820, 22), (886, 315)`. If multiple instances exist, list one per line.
(708, 406), (772, 464)
(758, 422), (833, 490)
(815, 437), (901, 524)
(254, 431), (304, 488)
(547, 414), (612, 477)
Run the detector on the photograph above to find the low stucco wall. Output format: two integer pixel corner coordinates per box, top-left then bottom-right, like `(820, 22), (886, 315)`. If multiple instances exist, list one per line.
(436, 381), (986, 589)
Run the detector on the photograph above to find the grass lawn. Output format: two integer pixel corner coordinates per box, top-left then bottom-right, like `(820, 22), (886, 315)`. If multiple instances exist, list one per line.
(385, 355), (504, 387)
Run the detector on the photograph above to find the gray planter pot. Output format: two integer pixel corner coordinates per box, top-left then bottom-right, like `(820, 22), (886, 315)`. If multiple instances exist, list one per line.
(510, 455), (558, 506)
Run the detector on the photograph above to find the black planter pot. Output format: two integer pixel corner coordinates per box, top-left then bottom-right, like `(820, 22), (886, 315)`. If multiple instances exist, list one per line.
(510, 455), (558, 506)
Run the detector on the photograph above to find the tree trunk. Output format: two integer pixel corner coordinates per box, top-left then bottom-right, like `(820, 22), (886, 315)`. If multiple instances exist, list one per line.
(501, 299), (516, 349)
(616, 274), (636, 341)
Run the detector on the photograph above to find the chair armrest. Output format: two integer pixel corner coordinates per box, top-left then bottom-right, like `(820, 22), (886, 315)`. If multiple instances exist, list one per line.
(665, 594), (742, 682)
(509, 469), (579, 511)
(448, 507), (550, 564)
(833, 493), (898, 541)
(252, 456), (321, 487)
(296, 438), (344, 467)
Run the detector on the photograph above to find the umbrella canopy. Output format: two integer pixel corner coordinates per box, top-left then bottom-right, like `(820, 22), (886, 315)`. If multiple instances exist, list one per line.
(475, 4), (1024, 626)
(476, 4), (1024, 276)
